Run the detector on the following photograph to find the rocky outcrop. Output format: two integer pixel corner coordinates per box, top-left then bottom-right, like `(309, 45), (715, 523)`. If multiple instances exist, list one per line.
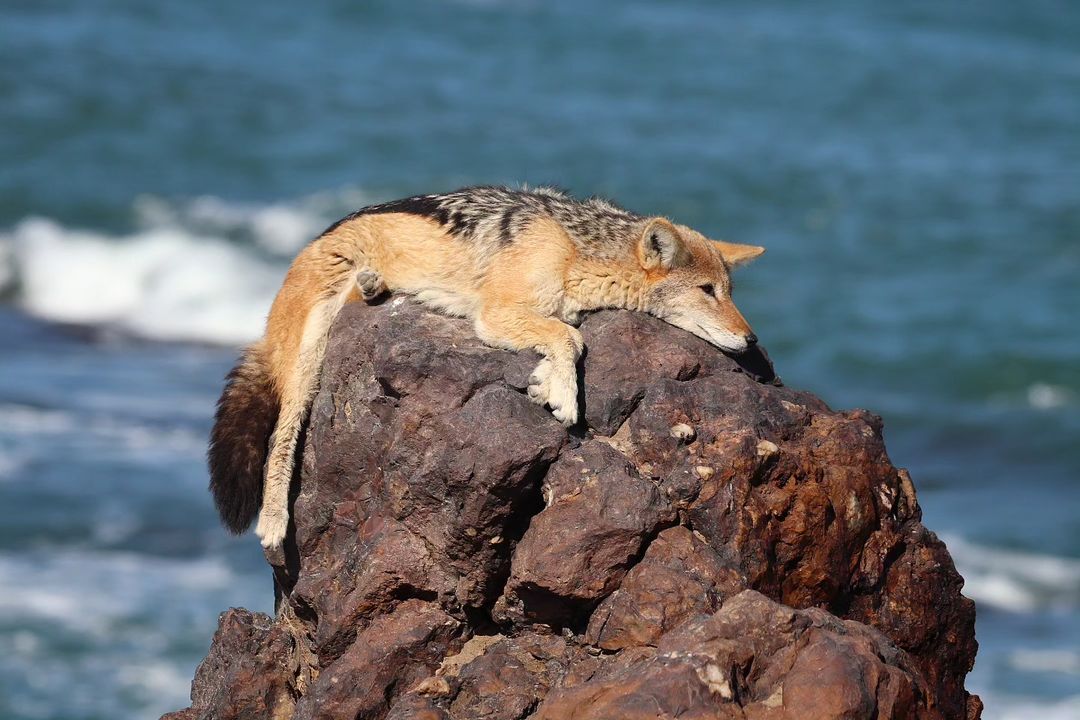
(165, 298), (980, 720)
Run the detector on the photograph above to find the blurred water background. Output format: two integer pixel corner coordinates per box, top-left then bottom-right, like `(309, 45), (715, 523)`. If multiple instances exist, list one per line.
(1, 1), (1077, 718)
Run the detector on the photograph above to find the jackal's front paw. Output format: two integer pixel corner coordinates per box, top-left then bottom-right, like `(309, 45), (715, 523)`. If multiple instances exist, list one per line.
(355, 268), (387, 302)
(255, 508), (288, 548)
(527, 358), (553, 406)
(527, 359), (578, 426)
(548, 370), (579, 426)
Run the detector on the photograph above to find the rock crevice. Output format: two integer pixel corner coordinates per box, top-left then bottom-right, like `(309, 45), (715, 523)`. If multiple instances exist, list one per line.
(166, 299), (980, 720)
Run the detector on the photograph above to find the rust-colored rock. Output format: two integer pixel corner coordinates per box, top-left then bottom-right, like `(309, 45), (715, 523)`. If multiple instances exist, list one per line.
(163, 608), (301, 720)
(585, 525), (745, 650)
(293, 600), (461, 720)
(494, 442), (676, 626)
(534, 590), (923, 720)
(166, 300), (979, 720)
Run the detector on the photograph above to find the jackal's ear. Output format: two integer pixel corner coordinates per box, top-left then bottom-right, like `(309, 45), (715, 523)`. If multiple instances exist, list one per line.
(714, 240), (765, 267)
(639, 219), (689, 270)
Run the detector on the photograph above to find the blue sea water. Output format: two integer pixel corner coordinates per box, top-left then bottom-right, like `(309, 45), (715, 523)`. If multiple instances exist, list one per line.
(1, 1), (1077, 717)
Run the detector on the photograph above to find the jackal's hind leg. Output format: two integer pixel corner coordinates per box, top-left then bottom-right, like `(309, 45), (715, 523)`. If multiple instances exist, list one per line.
(355, 267), (387, 302)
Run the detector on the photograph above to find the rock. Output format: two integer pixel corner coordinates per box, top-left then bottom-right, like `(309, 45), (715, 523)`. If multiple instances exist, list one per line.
(163, 608), (304, 720)
(166, 300), (980, 720)
(293, 600), (462, 720)
(493, 442), (675, 626)
(584, 525), (745, 650)
(534, 590), (923, 720)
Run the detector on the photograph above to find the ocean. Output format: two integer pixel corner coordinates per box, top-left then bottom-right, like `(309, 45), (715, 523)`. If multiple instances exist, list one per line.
(1, 1), (1077, 718)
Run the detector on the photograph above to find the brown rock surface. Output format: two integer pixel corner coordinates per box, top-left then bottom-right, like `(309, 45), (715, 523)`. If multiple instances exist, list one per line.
(167, 299), (979, 720)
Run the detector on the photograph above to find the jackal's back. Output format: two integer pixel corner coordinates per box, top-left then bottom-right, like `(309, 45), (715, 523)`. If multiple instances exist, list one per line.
(324, 186), (644, 258)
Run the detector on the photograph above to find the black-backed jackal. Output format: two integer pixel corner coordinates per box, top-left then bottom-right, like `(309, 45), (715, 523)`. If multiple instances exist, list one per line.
(209, 186), (765, 547)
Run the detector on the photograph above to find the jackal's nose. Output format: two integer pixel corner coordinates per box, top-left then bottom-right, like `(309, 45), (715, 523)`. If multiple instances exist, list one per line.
(745, 333), (758, 346)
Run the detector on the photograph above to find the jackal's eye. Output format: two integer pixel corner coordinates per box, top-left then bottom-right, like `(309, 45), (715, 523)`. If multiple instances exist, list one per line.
(699, 283), (715, 296)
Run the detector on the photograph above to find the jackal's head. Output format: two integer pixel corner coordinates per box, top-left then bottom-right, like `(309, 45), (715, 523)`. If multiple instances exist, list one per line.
(637, 218), (764, 354)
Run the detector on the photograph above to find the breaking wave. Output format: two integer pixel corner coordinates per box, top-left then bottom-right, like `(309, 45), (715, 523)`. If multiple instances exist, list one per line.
(0, 548), (270, 719)
(979, 692), (1080, 720)
(943, 534), (1080, 613)
(0, 402), (207, 459)
(0, 189), (372, 345)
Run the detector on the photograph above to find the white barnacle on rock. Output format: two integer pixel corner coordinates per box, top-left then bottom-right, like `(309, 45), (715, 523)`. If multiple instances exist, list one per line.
(670, 422), (696, 442)
(762, 684), (784, 707)
(413, 676), (452, 696)
(696, 663), (733, 700)
(845, 492), (863, 527)
(756, 439), (779, 459)
(877, 484), (895, 511)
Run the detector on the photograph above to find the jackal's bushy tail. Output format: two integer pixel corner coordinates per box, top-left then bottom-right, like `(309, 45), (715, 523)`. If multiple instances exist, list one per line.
(208, 343), (279, 534)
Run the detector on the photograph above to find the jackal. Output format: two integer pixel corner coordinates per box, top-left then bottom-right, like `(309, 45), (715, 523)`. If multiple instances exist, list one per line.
(209, 186), (765, 547)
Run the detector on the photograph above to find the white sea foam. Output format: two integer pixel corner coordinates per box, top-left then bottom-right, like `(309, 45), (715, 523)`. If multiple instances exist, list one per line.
(943, 534), (1080, 613)
(0, 403), (78, 434)
(115, 660), (193, 706)
(130, 189), (369, 256)
(74, 389), (219, 421)
(0, 549), (253, 636)
(0, 239), (13, 289)
(1027, 383), (1072, 410)
(5, 217), (282, 344)
(0, 189), (373, 345)
(979, 692), (1080, 720)
(1009, 649), (1080, 676)
(0, 449), (25, 480)
(0, 403), (206, 459)
(0, 548), (270, 719)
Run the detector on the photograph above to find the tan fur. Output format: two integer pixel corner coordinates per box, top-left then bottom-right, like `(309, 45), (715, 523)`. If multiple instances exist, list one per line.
(227, 190), (764, 547)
